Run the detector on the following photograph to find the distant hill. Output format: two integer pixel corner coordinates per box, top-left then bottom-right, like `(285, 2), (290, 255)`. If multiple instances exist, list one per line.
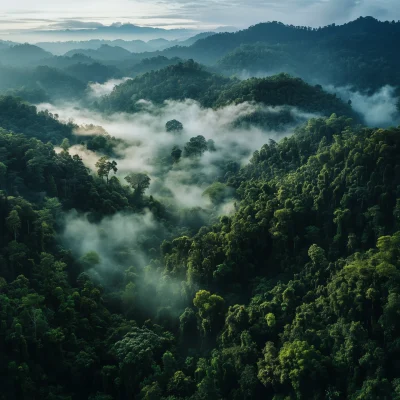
(30, 23), (199, 41)
(179, 32), (216, 47)
(0, 44), (53, 66)
(100, 60), (232, 112)
(100, 60), (354, 121)
(39, 53), (98, 69)
(143, 17), (400, 90)
(147, 38), (174, 50)
(0, 95), (73, 143)
(64, 62), (121, 83)
(0, 65), (87, 101)
(36, 39), (151, 55)
(35, 32), (216, 57)
(125, 56), (183, 78)
(64, 44), (133, 61)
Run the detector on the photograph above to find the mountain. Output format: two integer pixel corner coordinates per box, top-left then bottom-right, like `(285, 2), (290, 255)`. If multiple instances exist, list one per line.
(64, 62), (121, 83)
(0, 65), (87, 101)
(0, 95), (73, 142)
(178, 32), (216, 46)
(30, 23), (200, 41)
(2, 16), (400, 400)
(145, 17), (400, 91)
(39, 53), (97, 69)
(125, 56), (183, 78)
(100, 60), (231, 111)
(214, 25), (239, 32)
(0, 43), (53, 66)
(64, 44), (133, 61)
(35, 32), (218, 57)
(147, 38), (176, 50)
(36, 39), (168, 55)
(100, 60), (354, 120)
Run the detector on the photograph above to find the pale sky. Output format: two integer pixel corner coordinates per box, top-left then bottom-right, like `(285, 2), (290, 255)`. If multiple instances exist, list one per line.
(0, 0), (399, 33)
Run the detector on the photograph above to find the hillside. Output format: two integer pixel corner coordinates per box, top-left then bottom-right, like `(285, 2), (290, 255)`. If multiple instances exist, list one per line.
(100, 61), (354, 119)
(0, 64), (88, 101)
(100, 60), (232, 111)
(2, 110), (400, 398)
(148, 17), (400, 90)
(125, 56), (183, 78)
(0, 96), (74, 143)
(64, 62), (121, 83)
(1, 13), (400, 400)
(64, 44), (133, 61)
(0, 43), (53, 66)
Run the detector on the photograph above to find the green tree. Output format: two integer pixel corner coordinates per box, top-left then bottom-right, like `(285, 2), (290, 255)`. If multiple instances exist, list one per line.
(60, 138), (70, 152)
(124, 172), (151, 197)
(193, 290), (225, 336)
(184, 135), (208, 157)
(171, 146), (182, 163)
(7, 210), (21, 240)
(95, 156), (118, 184)
(166, 119), (183, 133)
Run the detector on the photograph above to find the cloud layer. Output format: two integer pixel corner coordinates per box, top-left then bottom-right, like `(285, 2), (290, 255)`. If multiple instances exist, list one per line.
(0, 0), (399, 38)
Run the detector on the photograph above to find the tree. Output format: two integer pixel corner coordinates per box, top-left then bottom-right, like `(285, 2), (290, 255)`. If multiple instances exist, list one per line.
(168, 371), (195, 397)
(265, 313), (276, 327)
(202, 182), (232, 205)
(166, 119), (183, 133)
(7, 210), (21, 241)
(193, 290), (225, 336)
(0, 161), (6, 181)
(207, 139), (216, 152)
(95, 156), (118, 184)
(184, 135), (208, 157)
(171, 146), (182, 163)
(60, 138), (70, 152)
(124, 173), (151, 197)
(80, 251), (101, 270)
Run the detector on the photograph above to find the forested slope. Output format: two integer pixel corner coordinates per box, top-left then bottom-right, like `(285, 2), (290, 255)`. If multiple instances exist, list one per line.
(0, 15), (399, 400)
(155, 17), (400, 90)
(1, 108), (400, 399)
(100, 61), (354, 120)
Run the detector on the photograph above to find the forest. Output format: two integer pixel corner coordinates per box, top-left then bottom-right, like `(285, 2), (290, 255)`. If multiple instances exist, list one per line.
(1, 14), (400, 400)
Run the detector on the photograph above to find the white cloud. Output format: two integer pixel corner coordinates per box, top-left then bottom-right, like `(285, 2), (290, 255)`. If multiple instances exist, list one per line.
(325, 85), (400, 127)
(0, 0), (398, 36)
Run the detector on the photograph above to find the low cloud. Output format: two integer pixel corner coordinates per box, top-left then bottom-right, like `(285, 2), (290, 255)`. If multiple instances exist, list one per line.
(38, 97), (310, 211)
(62, 210), (161, 271)
(88, 78), (131, 98)
(325, 85), (400, 127)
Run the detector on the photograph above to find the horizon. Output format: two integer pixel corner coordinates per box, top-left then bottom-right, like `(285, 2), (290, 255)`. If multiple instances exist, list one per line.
(1, 0), (399, 42)
(0, 15), (398, 44)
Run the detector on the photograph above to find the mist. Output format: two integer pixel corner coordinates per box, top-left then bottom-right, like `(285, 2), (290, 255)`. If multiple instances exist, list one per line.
(88, 78), (131, 98)
(39, 97), (312, 211)
(62, 209), (162, 273)
(325, 85), (400, 127)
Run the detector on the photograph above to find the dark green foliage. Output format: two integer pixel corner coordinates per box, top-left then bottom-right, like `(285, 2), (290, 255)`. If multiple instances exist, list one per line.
(1, 19), (400, 399)
(213, 73), (353, 116)
(64, 62), (121, 84)
(100, 62), (354, 121)
(184, 135), (208, 158)
(64, 44), (133, 61)
(0, 65), (87, 101)
(100, 60), (233, 112)
(158, 17), (400, 90)
(2, 106), (400, 400)
(0, 96), (74, 143)
(127, 56), (183, 78)
(0, 43), (53, 65)
(166, 119), (184, 133)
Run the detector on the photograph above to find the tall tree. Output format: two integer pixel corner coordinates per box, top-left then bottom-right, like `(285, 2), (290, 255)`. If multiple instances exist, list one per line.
(95, 156), (118, 184)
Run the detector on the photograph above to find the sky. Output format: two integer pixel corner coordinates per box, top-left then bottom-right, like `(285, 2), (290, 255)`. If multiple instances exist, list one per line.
(0, 0), (399, 38)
